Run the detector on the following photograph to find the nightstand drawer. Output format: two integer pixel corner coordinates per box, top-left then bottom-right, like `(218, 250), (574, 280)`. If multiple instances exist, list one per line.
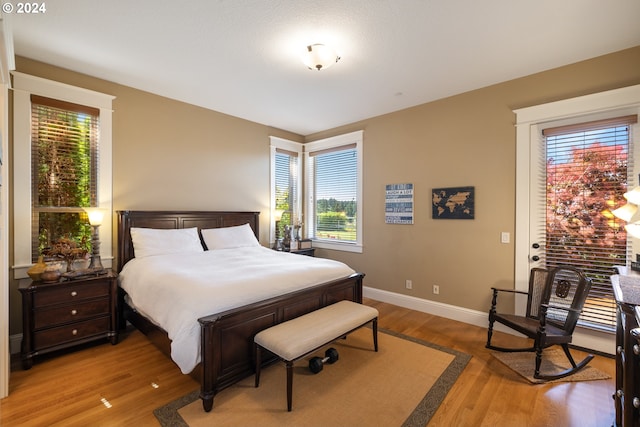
(33, 316), (111, 350)
(34, 298), (110, 329)
(33, 281), (110, 308)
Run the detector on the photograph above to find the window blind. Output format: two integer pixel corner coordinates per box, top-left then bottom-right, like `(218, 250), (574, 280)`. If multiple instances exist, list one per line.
(274, 149), (299, 225)
(306, 146), (358, 242)
(30, 95), (99, 260)
(543, 114), (637, 331)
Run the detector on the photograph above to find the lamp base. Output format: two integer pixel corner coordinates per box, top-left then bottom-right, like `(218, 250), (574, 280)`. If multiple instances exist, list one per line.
(88, 255), (104, 273)
(61, 266), (107, 280)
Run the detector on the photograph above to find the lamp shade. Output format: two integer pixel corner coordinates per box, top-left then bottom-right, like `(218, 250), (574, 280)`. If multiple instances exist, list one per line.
(84, 208), (105, 226)
(625, 186), (640, 205)
(302, 44), (340, 71)
(611, 203), (638, 223)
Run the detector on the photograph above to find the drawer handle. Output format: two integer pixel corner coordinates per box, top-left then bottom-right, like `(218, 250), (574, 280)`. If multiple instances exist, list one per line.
(634, 345), (640, 356)
(72, 329), (78, 336)
(70, 291), (77, 297)
(635, 398), (640, 409)
(71, 309), (77, 316)
(617, 346), (624, 354)
(617, 389), (624, 398)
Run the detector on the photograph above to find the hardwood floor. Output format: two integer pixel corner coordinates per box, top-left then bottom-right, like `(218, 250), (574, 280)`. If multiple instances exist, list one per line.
(0, 299), (616, 426)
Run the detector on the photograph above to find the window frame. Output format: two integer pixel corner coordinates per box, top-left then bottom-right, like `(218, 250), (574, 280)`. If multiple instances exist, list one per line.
(514, 83), (640, 353)
(269, 136), (302, 246)
(304, 130), (363, 253)
(12, 72), (115, 279)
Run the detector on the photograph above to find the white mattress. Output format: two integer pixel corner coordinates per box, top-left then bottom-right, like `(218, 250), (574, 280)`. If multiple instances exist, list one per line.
(118, 246), (356, 373)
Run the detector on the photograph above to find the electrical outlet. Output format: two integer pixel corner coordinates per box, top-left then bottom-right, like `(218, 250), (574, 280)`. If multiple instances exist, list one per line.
(433, 285), (440, 295)
(405, 279), (412, 289)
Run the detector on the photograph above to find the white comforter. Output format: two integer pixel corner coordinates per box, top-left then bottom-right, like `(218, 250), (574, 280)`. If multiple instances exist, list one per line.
(118, 246), (356, 373)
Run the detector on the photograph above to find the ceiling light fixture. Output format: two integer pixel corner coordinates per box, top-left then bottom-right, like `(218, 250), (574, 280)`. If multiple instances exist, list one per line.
(302, 44), (340, 71)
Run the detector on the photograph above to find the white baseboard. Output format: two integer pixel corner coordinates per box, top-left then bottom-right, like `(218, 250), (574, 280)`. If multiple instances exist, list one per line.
(364, 286), (490, 328)
(363, 286), (615, 355)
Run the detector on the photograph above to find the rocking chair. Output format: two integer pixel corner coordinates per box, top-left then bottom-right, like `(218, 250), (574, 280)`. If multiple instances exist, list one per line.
(486, 266), (594, 380)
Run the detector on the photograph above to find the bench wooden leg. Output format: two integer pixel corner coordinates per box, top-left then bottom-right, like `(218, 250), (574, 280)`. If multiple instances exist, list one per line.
(373, 318), (378, 352)
(286, 361), (294, 411)
(255, 344), (261, 387)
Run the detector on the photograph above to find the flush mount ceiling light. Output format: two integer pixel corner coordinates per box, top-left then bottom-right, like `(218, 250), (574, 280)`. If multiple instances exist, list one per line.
(302, 44), (340, 71)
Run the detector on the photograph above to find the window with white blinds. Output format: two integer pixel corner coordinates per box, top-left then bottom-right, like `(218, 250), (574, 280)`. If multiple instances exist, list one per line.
(274, 148), (299, 226)
(31, 95), (99, 261)
(305, 131), (363, 253)
(543, 115), (637, 331)
(270, 137), (302, 245)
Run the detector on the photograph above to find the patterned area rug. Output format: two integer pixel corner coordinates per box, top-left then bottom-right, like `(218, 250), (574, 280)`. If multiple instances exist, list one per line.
(491, 348), (611, 384)
(154, 328), (471, 427)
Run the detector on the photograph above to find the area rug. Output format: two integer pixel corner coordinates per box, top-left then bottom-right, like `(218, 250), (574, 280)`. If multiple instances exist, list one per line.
(154, 328), (471, 427)
(491, 348), (611, 384)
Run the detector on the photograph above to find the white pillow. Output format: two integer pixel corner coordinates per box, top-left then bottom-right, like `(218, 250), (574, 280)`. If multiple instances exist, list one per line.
(130, 227), (204, 258)
(201, 223), (260, 250)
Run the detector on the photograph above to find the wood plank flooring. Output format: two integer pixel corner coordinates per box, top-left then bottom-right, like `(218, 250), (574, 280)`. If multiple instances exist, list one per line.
(0, 298), (616, 426)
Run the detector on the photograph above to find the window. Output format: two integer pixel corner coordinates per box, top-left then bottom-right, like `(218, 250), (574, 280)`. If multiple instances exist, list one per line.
(542, 116), (637, 331)
(270, 137), (302, 244)
(305, 131), (363, 253)
(31, 95), (99, 261)
(13, 72), (114, 278)
(515, 84), (640, 353)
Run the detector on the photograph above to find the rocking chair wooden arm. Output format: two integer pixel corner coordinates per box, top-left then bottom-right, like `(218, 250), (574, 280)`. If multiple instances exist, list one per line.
(537, 303), (584, 335)
(490, 287), (529, 295)
(489, 287), (530, 311)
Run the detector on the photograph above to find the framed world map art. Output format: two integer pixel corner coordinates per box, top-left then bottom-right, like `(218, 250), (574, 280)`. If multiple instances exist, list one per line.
(432, 186), (474, 219)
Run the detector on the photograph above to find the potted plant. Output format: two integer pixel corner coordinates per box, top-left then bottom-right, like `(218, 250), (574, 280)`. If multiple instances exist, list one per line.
(42, 237), (89, 273)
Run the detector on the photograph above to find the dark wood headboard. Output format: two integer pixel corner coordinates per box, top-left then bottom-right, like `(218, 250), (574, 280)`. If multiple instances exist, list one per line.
(116, 210), (260, 272)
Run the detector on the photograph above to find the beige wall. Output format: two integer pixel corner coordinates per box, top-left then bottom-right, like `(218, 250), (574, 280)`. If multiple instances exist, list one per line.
(9, 46), (640, 335)
(308, 46), (640, 311)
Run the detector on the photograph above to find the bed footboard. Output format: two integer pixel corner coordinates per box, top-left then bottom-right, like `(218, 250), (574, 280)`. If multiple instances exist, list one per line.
(198, 272), (364, 412)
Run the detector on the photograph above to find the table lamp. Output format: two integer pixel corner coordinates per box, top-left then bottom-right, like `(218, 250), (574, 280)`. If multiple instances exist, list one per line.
(274, 209), (284, 250)
(84, 208), (105, 272)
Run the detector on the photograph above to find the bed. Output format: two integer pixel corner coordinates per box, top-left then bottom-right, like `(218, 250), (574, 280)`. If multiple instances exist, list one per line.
(116, 210), (365, 412)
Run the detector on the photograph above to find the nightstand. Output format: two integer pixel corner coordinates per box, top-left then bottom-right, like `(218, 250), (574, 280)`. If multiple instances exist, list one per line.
(19, 269), (118, 369)
(289, 248), (315, 257)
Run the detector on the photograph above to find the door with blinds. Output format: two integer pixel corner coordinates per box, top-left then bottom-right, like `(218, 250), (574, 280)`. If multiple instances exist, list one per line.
(530, 116), (637, 332)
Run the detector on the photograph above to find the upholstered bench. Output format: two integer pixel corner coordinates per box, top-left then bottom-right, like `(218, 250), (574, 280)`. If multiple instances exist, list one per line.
(254, 300), (379, 411)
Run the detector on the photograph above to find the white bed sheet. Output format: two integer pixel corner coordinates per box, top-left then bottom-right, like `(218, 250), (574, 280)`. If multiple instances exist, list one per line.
(118, 246), (356, 373)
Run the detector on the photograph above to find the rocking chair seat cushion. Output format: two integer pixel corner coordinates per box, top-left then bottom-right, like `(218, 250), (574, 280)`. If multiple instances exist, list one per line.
(493, 313), (570, 341)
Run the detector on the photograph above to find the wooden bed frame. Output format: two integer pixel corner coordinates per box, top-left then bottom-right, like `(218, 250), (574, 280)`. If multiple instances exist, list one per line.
(116, 210), (365, 412)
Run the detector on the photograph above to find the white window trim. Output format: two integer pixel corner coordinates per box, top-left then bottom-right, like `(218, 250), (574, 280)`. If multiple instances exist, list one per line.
(514, 84), (640, 354)
(269, 136), (302, 245)
(304, 130), (363, 253)
(12, 71), (115, 279)
(0, 81), (9, 399)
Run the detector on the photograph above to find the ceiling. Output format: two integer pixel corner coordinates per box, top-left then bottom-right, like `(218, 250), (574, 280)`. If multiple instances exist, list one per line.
(5, 0), (640, 135)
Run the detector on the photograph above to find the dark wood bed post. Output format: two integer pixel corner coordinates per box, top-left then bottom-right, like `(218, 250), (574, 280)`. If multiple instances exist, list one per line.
(199, 316), (219, 412)
(116, 210), (364, 413)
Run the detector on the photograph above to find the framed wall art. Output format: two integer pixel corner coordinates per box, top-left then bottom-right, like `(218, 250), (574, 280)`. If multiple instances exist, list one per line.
(385, 183), (414, 224)
(432, 186), (474, 219)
